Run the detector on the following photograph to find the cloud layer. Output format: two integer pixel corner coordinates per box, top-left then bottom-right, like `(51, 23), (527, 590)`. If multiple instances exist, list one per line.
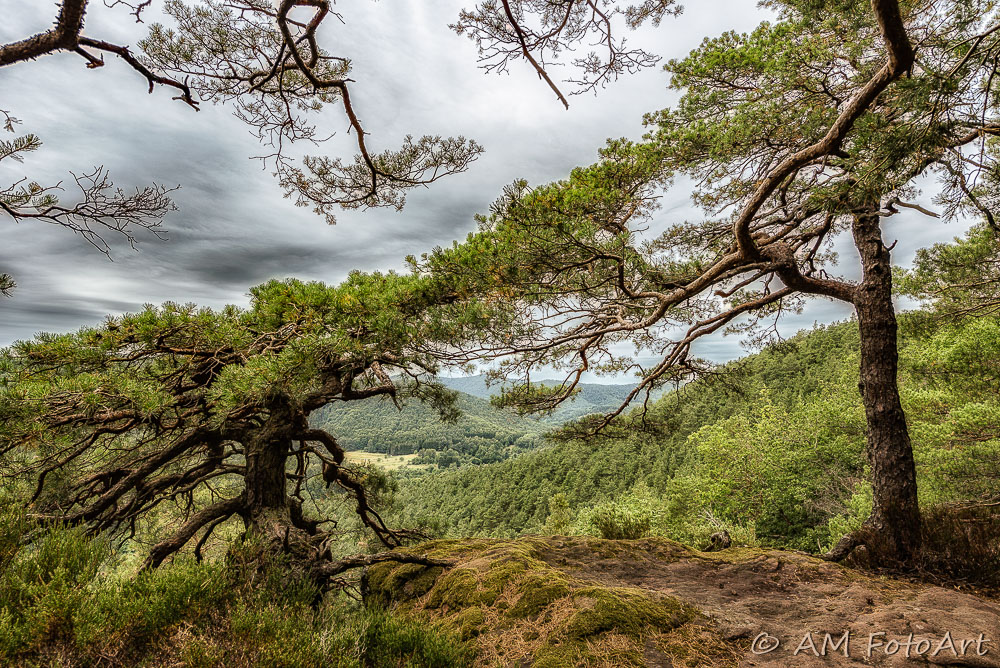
(0, 2), (969, 375)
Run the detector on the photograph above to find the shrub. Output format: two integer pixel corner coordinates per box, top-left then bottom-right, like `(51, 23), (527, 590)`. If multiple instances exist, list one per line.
(542, 493), (574, 535)
(661, 387), (866, 551)
(579, 484), (660, 540)
(0, 515), (473, 667)
(0, 518), (108, 657)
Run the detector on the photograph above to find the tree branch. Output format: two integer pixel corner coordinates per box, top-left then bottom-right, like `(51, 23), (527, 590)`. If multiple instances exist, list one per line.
(143, 495), (244, 569)
(312, 551), (452, 580)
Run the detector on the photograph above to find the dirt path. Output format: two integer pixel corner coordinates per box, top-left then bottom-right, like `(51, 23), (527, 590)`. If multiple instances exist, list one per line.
(542, 538), (1000, 667)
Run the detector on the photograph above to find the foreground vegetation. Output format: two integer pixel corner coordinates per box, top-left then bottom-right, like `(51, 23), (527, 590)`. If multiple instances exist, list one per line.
(8, 519), (996, 668)
(0, 510), (472, 667)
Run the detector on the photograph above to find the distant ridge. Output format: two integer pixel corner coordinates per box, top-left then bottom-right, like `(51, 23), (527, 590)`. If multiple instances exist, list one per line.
(437, 374), (647, 424)
(311, 376), (654, 471)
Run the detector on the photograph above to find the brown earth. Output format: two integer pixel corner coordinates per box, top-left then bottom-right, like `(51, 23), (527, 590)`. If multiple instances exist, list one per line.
(366, 535), (1000, 667)
(549, 537), (1000, 667)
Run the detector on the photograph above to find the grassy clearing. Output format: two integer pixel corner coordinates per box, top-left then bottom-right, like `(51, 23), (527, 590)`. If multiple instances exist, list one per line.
(344, 451), (430, 471)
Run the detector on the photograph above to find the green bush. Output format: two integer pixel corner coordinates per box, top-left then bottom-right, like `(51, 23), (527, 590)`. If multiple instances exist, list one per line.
(74, 561), (230, 652)
(579, 484), (661, 540)
(542, 493), (574, 534)
(0, 514), (473, 667)
(659, 385), (866, 551)
(0, 518), (108, 657)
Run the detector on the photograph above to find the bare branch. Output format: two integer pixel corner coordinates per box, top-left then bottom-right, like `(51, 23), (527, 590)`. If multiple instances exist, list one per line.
(1, 166), (175, 256)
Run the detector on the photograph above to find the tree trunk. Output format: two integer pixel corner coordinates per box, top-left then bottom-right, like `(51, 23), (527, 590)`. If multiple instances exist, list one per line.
(239, 398), (326, 578)
(851, 210), (921, 564)
(244, 401), (294, 536)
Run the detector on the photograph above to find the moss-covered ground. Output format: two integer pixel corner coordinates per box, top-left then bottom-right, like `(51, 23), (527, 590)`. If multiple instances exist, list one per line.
(365, 535), (741, 667)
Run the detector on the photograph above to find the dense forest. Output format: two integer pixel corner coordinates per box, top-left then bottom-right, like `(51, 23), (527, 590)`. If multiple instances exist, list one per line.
(388, 306), (1000, 563)
(389, 319), (862, 540)
(312, 389), (544, 467)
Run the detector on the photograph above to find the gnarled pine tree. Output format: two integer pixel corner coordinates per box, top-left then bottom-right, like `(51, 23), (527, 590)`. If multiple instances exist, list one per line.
(422, 0), (1000, 565)
(0, 274), (491, 582)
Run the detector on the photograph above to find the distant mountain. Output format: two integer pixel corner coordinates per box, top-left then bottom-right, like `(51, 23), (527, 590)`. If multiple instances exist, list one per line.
(437, 375), (647, 424)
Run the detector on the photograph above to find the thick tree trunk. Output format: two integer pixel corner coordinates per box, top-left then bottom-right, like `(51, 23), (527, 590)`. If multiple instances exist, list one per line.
(245, 438), (289, 532)
(851, 211), (921, 564)
(244, 401), (295, 536)
(239, 398), (328, 578)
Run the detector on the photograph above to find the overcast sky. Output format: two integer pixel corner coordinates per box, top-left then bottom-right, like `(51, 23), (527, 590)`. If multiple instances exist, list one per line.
(0, 1), (974, 376)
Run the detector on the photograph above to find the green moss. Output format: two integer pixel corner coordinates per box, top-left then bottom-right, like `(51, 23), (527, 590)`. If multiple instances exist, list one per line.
(507, 573), (571, 619)
(179, 636), (225, 668)
(482, 554), (534, 590)
(355, 537), (743, 668)
(532, 642), (586, 668)
(420, 538), (495, 559)
(387, 562), (427, 588)
(407, 565), (444, 598)
(579, 537), (627, 559)
(453, 607), (486, 640)
(365, 562), (444, 606)
(364, 562), (397, 600)
(425, 568), (481, 609)
(566, 587), (693, 640)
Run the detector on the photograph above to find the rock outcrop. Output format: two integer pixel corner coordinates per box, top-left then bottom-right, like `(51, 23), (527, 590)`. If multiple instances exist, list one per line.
(366, 535), (1000, 667)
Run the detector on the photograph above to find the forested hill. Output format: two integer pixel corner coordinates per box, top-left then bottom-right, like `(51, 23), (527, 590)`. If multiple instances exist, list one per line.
(390, 320), (863, 538)
(312, 376), (650, 469)
(390, 310), (1000, 555)
(437, 375), (643, 423)
(311, 389), (544, 467)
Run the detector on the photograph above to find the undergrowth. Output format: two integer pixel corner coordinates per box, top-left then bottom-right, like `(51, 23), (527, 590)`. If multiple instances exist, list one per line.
(0, 507), (472, 667)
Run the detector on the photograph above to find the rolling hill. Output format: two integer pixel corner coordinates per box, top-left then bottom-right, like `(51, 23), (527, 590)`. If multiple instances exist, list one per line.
(310, 388), (545, 469)
(312, 376), (655, 471)
(438, 375), (650, 423)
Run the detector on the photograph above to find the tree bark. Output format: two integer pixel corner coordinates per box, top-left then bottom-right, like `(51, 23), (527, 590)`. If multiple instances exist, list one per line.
(244, 401), (295, 535)
(0, 0), (88, 66)
(851, 210), (921, 564)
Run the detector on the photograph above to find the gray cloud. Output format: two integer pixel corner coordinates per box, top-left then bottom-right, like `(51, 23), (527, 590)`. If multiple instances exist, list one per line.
(0, 1), (970, 372)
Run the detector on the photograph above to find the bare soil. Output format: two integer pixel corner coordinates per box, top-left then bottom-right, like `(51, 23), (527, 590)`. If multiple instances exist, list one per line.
(541, 537), (1000, 667)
